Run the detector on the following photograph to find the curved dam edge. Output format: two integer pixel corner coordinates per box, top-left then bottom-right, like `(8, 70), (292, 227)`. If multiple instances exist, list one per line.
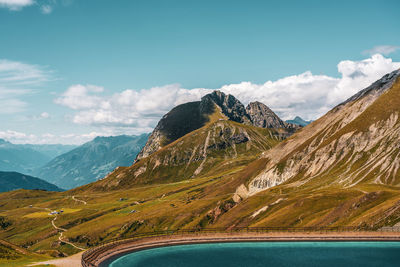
(83, 232), (400, 267)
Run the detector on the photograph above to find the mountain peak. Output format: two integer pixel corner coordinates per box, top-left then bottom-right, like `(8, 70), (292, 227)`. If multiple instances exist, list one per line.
(246, 101), (286, 128)
(286, 116), (312, 127)
(137, 91), (300, 160)
(201, 90), (251, 124)
(339, 68), (400, 106)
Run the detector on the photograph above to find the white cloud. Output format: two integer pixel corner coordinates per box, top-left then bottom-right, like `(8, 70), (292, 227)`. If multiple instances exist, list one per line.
(0, 0), (61, 13)
(0, 59), (51, 85)
(0, 130), (36, 143)
(0, 59), (52, 114)
(327, 54), (400, 105)
(219, 72), (339, 120)
(0, 129), (113, 145)
(54, 84), (105, 110)
(40, 112), (50, 118)
(40, 4), (52, 14)
(55, 54), (400, 128)
(364, 45), (400, 56)
(0, 0), (34, 11)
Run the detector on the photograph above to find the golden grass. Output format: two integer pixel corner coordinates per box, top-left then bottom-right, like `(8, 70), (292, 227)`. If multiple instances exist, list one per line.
(24, 208), (81, 218)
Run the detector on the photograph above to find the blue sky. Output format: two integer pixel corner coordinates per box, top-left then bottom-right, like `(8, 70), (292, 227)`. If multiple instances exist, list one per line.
(1, 0), (400, 144)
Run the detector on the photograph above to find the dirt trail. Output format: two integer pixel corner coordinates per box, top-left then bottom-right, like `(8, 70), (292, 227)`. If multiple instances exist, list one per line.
(29, 197), (87, 252)
(72, 195), (87, 205)
(49, 198), (86, 251)
(51, 215), (85, 251)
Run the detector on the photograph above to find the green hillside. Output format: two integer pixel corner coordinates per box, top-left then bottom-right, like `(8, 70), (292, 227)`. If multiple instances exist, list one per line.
(0, 171), (62, 192)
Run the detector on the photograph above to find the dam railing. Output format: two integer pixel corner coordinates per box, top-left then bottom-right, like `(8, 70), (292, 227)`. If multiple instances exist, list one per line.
(81, 226), (377, 267)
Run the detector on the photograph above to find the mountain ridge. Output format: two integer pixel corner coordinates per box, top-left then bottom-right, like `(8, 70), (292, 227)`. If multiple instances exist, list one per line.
(137, 90), (297, 160)
(86, 107), (289, 191)
(36, 134), (149, 189)
(0, 140), (75, 175)
(0, 171), (62, 192)
(285, 116), (312, 127)
(233, 68), (400, 198)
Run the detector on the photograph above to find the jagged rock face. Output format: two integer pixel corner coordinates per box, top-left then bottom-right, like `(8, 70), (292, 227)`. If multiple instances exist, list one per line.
(246, 101), (286, 128)
(137, 90), (296, 160)
(201, 91), (252, 124)
(246, 101), (300, 137)
(136, 102), (214, 159)
(236, 69), (400, 197)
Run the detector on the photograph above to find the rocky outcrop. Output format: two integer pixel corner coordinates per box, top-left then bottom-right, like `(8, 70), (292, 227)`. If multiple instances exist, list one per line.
(246, 101), (286, 128)
(246, 101), (300, 136)
(201, 91), (252, 124)
(137, 91), (299, 160)
(136, 101), (215, 160)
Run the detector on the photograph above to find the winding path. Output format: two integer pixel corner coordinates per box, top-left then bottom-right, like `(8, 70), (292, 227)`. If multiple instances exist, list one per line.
(51, 215), (85, 251)
(29, 196), (88, 252)
(72, 195), (87, 205)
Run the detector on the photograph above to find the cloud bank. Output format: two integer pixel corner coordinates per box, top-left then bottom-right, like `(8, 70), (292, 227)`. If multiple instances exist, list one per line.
(0, 59), (52, 114)
(0, 0), (61, 14)
(0, 129), (108, 145)
(56, 54), (400, 133)
(0, 0), (34, 11)
(3, 54), (400, 145)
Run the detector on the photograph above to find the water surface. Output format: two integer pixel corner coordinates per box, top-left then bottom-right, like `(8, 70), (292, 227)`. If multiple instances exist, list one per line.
(109, 241), (400, 267)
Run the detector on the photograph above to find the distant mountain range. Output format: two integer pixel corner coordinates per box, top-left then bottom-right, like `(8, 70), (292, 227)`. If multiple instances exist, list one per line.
(285, 116), (312, 127)
(36, 134), (149, 189)
(0, 171), (62, 192)
(0, 139), (75, 175)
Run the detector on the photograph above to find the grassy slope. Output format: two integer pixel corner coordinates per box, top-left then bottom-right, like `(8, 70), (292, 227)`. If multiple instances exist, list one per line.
(82, 108), (286, 191)
(0, 239), (50, 266)
(2, 167), (400, 262)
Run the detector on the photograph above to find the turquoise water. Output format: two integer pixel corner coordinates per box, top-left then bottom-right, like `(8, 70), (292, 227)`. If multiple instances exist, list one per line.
(108, 242), (400, 267)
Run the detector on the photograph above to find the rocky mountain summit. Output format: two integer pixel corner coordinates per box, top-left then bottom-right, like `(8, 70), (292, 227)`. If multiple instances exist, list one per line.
(202, 91), (252, 124)
(246, 101), (300, 131)
(246, 101), (286, 128)
(137, 91), (297, 160)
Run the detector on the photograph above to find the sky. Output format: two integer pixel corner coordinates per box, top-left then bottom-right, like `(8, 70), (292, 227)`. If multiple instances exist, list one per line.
(1, 0), (400, 144)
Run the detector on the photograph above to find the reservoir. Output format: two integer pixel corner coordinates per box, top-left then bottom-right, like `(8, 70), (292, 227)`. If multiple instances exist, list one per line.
(108, 241), (400, 267)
